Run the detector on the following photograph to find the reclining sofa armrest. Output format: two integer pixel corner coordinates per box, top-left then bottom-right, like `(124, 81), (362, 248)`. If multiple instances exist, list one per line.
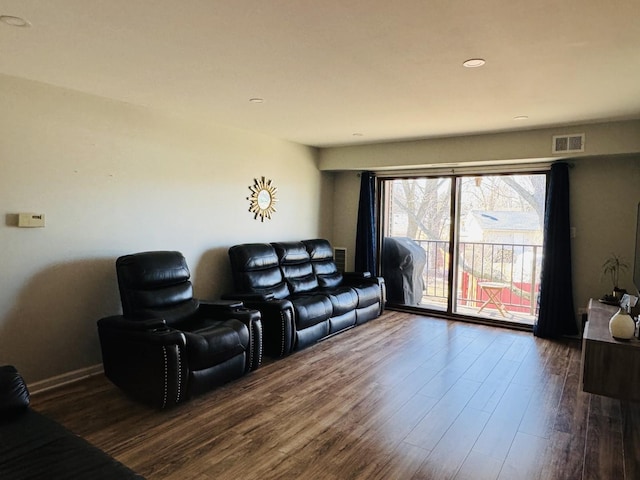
(227, 308), (263, 372)
(341, 274), (387, 314)
(255, 299), (295, 358)
(199, 302), (264, 372)
(223, 298), (295, 358)
(199, 300), (244, 314)
(97, 316), (188, 409)
(222, 292), (275, 302)
(376, 276), (387, 311)
(343, 272), (385, 286)
(98, 315), (168, 332)
(343, 271), (372, 280)
(0, 365), (30, 418)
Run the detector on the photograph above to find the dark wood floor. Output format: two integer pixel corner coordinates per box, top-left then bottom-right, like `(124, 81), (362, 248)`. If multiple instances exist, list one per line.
(32, 311), (640, 479)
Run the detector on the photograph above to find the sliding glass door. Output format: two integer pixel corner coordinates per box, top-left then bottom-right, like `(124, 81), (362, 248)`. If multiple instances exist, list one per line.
(381, 177), (452, 312)
(380, 172), (547, 327)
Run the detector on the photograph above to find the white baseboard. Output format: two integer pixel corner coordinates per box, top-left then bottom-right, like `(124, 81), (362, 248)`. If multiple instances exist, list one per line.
(29, 364), (104, 395)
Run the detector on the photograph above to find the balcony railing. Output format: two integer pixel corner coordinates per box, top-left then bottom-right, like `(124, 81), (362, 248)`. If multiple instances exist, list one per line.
(414, 239), (542, 318)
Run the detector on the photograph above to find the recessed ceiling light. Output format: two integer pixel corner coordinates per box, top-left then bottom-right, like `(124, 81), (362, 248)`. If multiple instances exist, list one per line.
(0, 15), (31, 27)
(249, 98), (264, 104)
(513, 115), (529, 121)
(463, 58), (486, 68)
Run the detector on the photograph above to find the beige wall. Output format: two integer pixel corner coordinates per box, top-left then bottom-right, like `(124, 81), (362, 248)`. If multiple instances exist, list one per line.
(0, 74), (332, 383)
(320, 120), (640, 171)
(332, 172), (361, 269)
(571, 156), (640, 309)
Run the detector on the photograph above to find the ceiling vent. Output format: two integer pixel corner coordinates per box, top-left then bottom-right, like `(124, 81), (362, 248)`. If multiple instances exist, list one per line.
(552, 133), (585, 154)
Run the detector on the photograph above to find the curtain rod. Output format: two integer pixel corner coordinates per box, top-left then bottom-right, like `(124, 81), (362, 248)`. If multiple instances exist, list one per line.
(371, 161), (560, 178)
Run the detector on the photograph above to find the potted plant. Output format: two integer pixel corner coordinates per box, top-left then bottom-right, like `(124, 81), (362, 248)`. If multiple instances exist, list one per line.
(602, 253), (629, 302)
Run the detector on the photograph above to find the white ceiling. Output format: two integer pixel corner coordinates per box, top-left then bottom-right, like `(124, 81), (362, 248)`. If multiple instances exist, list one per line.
(1, 1), (639, 147)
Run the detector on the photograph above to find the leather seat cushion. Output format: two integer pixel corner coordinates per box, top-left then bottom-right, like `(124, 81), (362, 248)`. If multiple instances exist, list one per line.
(287, 273), (319, 294)
(240, 273), (290, 299)
(352, 283), (382, 308)
(322, 287), (358, 316)
(317, 271), (343, 288)
(289, 294), (333, 330)
(183, 319), (248, 371)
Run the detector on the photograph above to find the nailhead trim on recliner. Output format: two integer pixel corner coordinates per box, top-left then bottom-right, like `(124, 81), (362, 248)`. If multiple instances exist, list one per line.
(175, 346), (182, 404)
(161, 346), (168, 409)
(279, 310), (286, 357)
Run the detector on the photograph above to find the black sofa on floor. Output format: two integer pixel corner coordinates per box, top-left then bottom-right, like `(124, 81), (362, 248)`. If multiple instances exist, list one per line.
(98, 251), (262, 408)
(0, 365), (143, 479)
(226, 239), (386, 357)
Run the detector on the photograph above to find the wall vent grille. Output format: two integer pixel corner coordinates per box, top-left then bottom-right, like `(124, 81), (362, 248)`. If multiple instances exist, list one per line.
(552, 133), (585, 154)
(333, 247), (347, 272)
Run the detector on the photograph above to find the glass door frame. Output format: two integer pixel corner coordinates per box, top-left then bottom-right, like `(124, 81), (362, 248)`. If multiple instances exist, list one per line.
(376, 168), (549, 330)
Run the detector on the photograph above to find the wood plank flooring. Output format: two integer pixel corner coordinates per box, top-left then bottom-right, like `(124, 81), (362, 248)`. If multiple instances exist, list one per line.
(31, 311), (640, 479)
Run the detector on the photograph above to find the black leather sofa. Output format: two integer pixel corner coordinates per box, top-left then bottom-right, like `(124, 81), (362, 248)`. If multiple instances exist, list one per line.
(0, 365), (143, 479)
(226, 239), (386, 357)
(98, 251), (262, 408)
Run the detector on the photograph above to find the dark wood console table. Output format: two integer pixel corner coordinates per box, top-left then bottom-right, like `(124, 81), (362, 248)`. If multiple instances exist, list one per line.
(581, 298), (640, 401)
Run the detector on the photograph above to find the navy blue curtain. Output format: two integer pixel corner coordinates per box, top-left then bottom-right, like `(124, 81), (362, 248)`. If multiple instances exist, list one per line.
(534, 162), (578, 338)
(355, 171), (377, 274)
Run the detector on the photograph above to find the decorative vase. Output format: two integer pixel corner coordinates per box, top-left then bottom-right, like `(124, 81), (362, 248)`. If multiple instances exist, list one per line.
(609, 308), (636, 340)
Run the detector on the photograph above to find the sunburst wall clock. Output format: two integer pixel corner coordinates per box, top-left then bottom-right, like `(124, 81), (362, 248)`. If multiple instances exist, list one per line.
(247, 176), (278, 222)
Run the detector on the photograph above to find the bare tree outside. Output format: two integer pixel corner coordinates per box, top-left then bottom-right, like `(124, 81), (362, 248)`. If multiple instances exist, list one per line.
(388, 175), (545, 241)
(389, 177), (451, 240)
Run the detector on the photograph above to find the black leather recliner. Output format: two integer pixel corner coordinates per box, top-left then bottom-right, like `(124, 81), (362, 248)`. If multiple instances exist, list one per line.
(226, 239), (385, 357)
(98, 251), (262, 408)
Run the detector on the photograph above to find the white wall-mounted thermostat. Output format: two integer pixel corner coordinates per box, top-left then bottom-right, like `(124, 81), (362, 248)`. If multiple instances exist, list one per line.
(18, 213), (45, 228)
